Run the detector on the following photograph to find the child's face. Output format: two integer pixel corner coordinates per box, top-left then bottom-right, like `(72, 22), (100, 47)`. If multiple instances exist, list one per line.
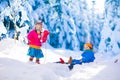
(84, 45), (90, 50)
(35, 24), (42, 31)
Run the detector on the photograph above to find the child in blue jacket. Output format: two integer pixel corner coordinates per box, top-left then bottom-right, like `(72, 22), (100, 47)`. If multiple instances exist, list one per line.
(67, 43), (95, 70)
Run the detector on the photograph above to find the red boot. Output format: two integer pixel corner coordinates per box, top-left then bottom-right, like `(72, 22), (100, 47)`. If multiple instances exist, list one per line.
(60, 58), (65, 64)
(36, 59), (40, 64)
(29, 57), (34, 61)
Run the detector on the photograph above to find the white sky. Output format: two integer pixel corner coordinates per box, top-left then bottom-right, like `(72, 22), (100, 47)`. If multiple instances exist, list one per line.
(86, 0), (105, 13)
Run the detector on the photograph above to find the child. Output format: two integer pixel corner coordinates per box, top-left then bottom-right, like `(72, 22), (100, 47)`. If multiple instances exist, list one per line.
(58, 43), (95, 70)
(68, 43), (95, 70)
(27, 22), (49, 64)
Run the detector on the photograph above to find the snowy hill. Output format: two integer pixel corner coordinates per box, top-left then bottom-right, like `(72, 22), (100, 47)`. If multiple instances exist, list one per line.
(0, 38), (120, 80)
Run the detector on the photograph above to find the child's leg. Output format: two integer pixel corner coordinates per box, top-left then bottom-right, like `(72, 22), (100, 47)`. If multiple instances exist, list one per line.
(72, 59), (82, 65)
(36, 58), (40, 64)
(29, 56), (34, 61)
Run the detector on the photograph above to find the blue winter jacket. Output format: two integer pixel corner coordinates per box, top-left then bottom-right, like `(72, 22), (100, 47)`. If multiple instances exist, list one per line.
(81, 50), (95, 63)
(71, 50), (95, 65)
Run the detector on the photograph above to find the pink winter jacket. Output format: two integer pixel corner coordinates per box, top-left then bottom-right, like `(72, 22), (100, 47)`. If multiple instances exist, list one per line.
(27, 30), (42, 49)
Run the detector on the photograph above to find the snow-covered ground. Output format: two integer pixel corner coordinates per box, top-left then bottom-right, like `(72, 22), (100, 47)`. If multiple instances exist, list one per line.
(0, 38), (120, 80)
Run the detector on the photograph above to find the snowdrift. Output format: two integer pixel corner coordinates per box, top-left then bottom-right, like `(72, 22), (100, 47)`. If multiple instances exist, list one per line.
(0, 38), (120, 80)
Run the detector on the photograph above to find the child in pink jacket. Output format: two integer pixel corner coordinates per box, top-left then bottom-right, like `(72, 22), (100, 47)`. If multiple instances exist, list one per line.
(27, 22), (49, 64)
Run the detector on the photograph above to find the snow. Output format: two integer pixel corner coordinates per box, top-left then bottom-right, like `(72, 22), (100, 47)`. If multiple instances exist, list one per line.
(0, 22), (7, 35)
(86, 0), (105, 13)
(0, 0), (120, 79)
(0, 0), (120, 54)
(0, 38), (120, 80)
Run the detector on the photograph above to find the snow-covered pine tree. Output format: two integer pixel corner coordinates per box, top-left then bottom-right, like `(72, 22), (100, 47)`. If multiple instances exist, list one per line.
(99, 0), (120, 56)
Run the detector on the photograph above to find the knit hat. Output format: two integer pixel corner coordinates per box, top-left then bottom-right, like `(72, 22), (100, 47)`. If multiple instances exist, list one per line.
(84, 43), (93, 49)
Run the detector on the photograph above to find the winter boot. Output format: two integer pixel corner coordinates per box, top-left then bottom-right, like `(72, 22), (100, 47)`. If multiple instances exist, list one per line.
(36, 59), (40, 64)
(29, 57), (34, 61)
(59, 58), (65, 64)
(68, 64), (74, 70)
(68, 56), (72, 64)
